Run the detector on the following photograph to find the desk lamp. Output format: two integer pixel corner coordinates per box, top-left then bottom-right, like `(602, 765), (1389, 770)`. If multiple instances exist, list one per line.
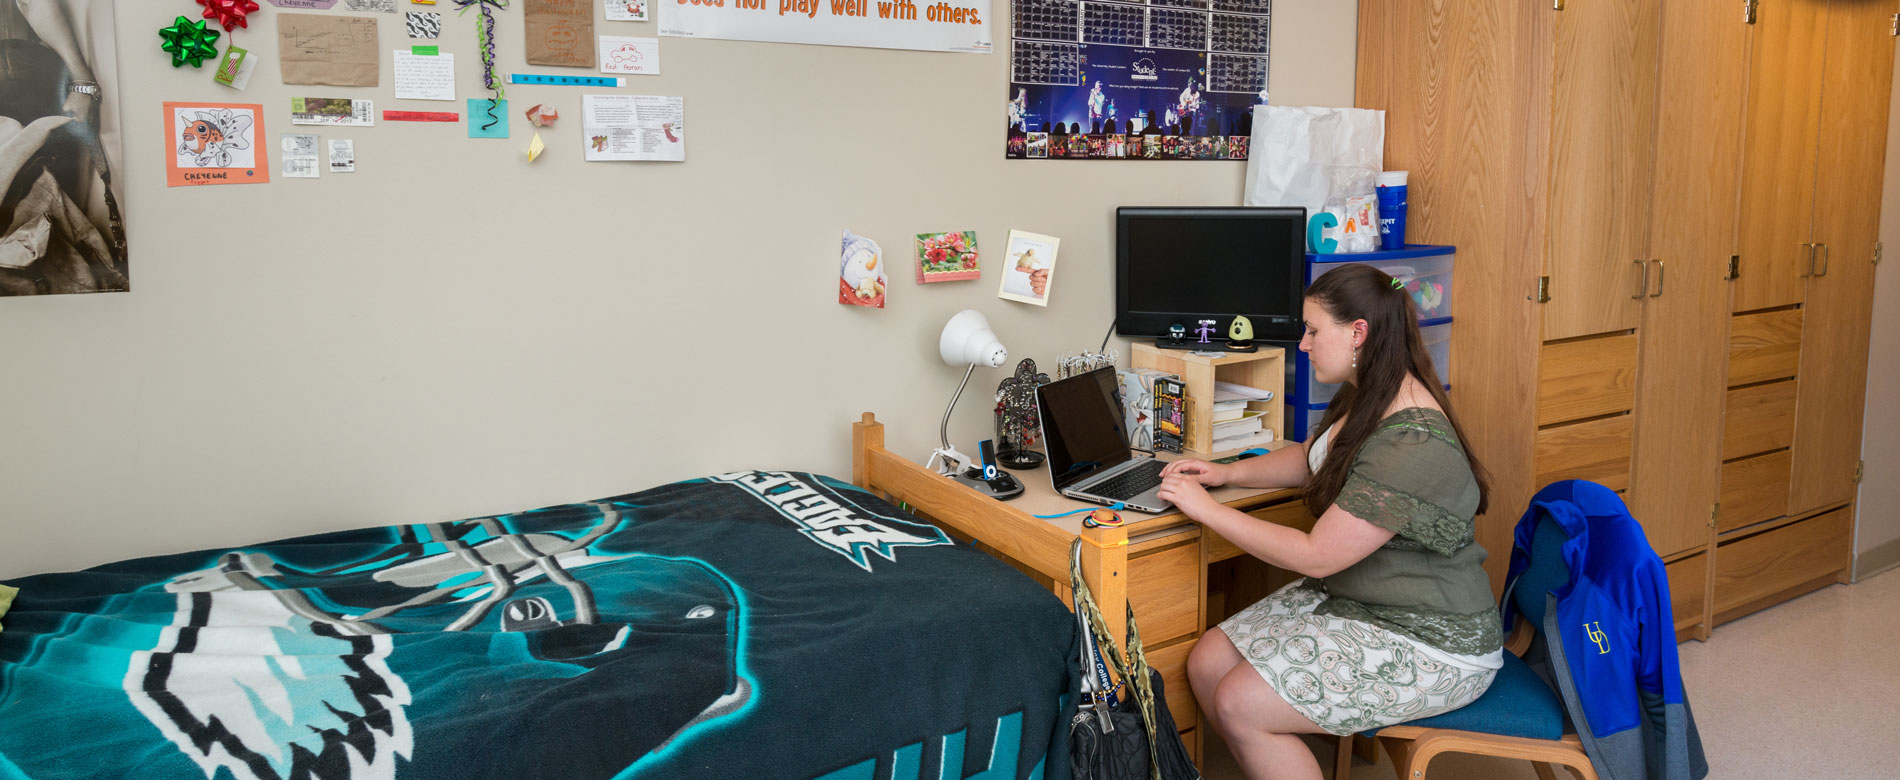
(928, 310), (1024, 499)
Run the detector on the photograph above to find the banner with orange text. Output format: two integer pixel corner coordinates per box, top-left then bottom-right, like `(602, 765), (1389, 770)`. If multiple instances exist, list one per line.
(659, 0), (992, 53)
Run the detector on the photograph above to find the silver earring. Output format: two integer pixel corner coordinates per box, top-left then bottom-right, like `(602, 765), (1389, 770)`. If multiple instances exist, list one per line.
(1352, 345), (1359, 368)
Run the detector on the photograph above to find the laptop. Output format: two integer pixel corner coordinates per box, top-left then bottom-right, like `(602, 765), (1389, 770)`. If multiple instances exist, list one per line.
(1035, 366), (1175, 513)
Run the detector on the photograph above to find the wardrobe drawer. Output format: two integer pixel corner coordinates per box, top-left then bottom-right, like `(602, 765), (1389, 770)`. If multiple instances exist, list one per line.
(1718, 450), (1793, 532)
(1665, 553), (1707, 640)
(1534, 414), (1634, 492)
(1538, 334), (1639, 426)
(1714, 508), (1850, 623)
(1128, 543), (1200, 643)
(1721, 380), (1797, 460)
(1728, 309), (1804, 386)
(1147, 638), (1198, 731)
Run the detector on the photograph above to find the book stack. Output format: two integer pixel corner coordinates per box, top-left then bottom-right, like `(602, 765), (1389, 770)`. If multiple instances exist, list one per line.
(1210, 381), (1276, 452)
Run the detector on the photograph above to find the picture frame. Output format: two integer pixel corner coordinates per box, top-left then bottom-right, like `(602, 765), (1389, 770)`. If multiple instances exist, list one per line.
(997, 229), (1060, 306)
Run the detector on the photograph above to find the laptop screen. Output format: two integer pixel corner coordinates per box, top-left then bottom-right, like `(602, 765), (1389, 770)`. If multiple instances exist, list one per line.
(1037, 366), (1135, 491)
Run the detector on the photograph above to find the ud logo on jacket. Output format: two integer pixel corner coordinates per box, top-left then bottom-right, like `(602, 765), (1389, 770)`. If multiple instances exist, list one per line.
(1585, 621), (1610, 654)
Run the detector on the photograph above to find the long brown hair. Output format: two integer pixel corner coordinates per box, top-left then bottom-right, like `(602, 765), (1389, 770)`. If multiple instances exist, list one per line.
(1302, 264), (1490, 517)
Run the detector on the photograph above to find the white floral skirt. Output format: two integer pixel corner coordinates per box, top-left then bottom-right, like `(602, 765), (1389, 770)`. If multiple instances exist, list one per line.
(1217, 580), (1500, 736)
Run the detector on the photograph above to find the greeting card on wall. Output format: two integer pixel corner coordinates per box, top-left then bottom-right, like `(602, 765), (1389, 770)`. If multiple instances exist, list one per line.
(997, 230), (1058, 306)
(915, 231), (980, 283)
(839, 230), (886, 309)
(605, 0), (647, 21)
(525, 0), (596, 67)
(165, 103), (270, 186)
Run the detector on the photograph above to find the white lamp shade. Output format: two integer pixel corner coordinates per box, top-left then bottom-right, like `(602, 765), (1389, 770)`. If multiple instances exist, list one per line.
(939, 309), (1008, 368)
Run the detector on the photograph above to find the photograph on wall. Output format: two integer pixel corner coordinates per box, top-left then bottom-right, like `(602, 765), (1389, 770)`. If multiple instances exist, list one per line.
(915, 230), (980, 283)
(997, 230), (1059, 306)
(839, 230), (886, 309)
(166, 103), (269, 187)
(0, 0), (129, 296)
(1005, 0), (1270, 160)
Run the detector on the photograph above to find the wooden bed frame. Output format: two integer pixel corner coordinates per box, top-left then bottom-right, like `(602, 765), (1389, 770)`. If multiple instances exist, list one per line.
(853, 411), (1324, 768)
(851, 412), (1137, 644)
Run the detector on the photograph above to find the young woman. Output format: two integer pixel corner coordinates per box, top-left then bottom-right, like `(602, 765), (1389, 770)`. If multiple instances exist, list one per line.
(1157, 264), (1500, 780)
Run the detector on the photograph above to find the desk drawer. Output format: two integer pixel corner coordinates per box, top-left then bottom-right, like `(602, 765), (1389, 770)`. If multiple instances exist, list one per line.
(1128, 544), (1200, 642)
(1147, 638), (1198, 732)
(1207, 501), (1316, 563)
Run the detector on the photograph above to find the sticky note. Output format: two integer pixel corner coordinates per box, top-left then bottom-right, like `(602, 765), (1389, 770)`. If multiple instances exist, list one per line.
(467, 98), (509, 138)
(412, 45), (438, 56)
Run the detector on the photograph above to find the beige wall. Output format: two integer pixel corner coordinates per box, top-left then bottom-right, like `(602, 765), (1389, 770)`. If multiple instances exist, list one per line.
(1858, 45), (1900, 576)
(0, 1), (1359, 577)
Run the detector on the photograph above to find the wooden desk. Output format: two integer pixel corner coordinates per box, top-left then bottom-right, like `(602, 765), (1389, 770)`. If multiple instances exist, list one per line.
(850, 413), (1318, 762)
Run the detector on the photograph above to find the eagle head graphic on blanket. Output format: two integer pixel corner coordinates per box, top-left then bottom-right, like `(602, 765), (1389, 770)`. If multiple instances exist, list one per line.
(127, 512), (751, 780)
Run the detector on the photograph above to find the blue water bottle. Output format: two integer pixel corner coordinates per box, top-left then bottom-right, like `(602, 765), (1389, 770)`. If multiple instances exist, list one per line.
(1376, 170), (1409, 250)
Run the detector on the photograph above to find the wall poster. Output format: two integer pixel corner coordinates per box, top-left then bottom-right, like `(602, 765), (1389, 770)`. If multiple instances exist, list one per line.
(0, 0), (128, 296)
(1005, 0), (1270, 160)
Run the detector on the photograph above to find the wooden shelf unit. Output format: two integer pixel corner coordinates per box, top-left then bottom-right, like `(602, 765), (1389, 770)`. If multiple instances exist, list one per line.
(1131, 343), (1286, 455)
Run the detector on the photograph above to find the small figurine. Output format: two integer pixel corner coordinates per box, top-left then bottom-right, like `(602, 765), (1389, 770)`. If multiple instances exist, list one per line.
(1194, 319), (1217, 344)
(1167, 323), (1186, 345)
(1227, 315), (1255, 350)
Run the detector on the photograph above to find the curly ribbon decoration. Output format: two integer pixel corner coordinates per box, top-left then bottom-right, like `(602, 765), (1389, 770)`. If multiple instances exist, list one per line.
(453, 0), (508, 131)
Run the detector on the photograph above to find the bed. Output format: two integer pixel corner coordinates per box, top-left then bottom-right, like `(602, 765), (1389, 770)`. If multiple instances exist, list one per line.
(0, 463), (1080, 780)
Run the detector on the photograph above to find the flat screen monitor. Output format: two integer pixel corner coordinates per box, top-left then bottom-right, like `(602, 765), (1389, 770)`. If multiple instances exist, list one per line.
(1115, 206), (1306, 343)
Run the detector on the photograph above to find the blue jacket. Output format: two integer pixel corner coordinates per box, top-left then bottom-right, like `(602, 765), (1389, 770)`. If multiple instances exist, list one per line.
(1501, 481), (1709, 780)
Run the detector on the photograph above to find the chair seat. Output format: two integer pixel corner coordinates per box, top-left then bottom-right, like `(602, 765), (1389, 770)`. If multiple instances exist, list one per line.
(1362, 651), (1566, 741)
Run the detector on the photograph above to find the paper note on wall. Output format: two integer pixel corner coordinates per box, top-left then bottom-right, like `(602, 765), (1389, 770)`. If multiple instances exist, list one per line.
(282, 133), (321, 178)
(525, 0), (596, 68)
(393, 50), (456, 100)
(582, 94), (684, 162)
(598, 36), (659, 76)
(278, 13), (381, 87)
(328, 139), (356, 172)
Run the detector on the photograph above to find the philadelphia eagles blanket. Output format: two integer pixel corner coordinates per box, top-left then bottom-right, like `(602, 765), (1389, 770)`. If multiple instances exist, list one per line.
(0, 472), (1078, 780)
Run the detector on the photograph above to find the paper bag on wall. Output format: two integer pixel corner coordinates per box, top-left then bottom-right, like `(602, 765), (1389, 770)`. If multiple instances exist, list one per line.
(277, 13), (381, 87)
(525, 0), (596, 68)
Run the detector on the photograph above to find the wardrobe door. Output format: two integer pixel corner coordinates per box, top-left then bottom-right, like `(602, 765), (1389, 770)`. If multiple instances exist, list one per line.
(1787, 0), (1896, 514)
(1540, 0), (1661, 341)
(1627, 0), (1747, 559)
(1733, 0), (1830, 312)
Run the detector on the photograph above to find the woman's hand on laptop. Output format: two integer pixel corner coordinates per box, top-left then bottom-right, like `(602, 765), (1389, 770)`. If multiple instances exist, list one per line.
(1160, 459), (1228, 487)
(1158, 472), (1218, 518)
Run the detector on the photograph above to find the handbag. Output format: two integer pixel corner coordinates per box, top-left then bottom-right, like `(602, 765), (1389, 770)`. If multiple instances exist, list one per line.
(1068, 540), (1202, 780)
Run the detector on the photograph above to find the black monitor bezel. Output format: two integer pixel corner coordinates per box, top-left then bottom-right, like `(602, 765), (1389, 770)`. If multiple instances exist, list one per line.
(1114, 206), (1307, 343)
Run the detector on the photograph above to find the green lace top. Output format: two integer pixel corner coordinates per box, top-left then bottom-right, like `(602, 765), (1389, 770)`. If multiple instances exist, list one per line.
(1309, 408), (1502, 657)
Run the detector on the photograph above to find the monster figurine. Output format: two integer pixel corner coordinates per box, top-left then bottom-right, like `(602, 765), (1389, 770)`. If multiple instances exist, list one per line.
(1226, 315), (1257, 352)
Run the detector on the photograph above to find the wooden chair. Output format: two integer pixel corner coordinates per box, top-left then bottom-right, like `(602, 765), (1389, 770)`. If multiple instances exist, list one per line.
(1332, 515), (1598, 780)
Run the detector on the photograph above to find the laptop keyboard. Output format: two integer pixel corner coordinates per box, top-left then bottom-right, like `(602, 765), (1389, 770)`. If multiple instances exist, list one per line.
(1090, 460), (1167, 501)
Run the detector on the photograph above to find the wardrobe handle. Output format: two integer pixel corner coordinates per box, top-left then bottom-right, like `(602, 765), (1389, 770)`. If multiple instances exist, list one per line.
(1815, 244), (1830, 277)
(1649, 259), (1664, 297)
(1800, 243), (1814, 277)
(1632, 259), (1649, 300)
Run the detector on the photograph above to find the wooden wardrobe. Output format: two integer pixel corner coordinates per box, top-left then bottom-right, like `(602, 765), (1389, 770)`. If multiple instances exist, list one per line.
(1356, 0), (1892, 639)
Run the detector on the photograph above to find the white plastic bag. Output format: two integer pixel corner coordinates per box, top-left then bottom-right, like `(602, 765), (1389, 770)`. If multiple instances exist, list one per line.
(1244, 106), (1386, 220)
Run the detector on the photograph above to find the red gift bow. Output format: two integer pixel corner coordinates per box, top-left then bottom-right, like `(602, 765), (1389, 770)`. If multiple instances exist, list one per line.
(197, 0), (260, 32)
